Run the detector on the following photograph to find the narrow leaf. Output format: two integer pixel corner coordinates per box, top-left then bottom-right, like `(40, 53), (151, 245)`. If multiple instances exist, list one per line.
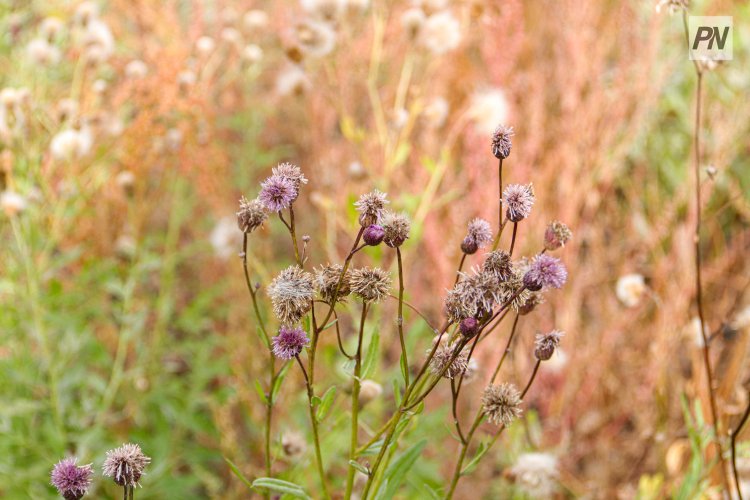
(224, 458), (253, 490)
(251, 477), (311, 499)
(348, 460), (370, 475)
(271, 361), (292, 403)
(316, 386), (338, 422)
(362, 330), (380, 379)
(375, 440), (427, 500)
(253, 380), (268, 405)
(460, 442), (489, 476)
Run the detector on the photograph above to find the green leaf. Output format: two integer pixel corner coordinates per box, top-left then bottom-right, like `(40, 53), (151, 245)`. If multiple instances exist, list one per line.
(375, 440), (427, 500)
(321, 318), (339, 331)
(251, 478), (311, 499)
(392, 378), (402, 407)
(253, 380), (268, 405)
(362, 330), (380, 379)
(399, 352), (408, 385)
(271, 362), (292, 403)
(359, 439), (384, 456)
(348, 460), (370, 475)
(224, 458), (253, 490)
(316, 386), (337, 422)
(460, 442), (488, 476)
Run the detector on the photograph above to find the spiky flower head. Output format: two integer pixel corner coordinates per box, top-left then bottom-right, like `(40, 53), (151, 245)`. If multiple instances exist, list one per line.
(491, 124), (514, 159)
(482, 250), (513, 281)
(500, 262), (533, 311)
(380, 210), (411, 248)
(363, 224), (385, 246)
(354, 190), (389, 227)
(350, 267), (391, 303)
(444, 280), (478, 323)
(534, 330), (564, 361)
(503, 183), (535, 222)
(523, 255), (567, 291)
(272, 326), (310, 360)
(462, 218), (492, 254)
(444, 270), (503, 322)
(482, 383), (522, 426)
(272, 162), (308, 192)
(459, 317), (479, 338)
(429, 342), (469, 379)
(544, 221), (572, 251)
(259, 174), (297, 212)
(236, 196), (267, 233)
(267, 266), (314, 324)
(50, 458), (93, 500)
(314, 264), (351, 303)
(102, 443), (151, 488)
(518, 292), (545, 316)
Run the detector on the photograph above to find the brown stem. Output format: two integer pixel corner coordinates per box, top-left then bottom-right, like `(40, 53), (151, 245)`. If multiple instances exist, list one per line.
(396, 248), (409, 388)
(508, 222), (518, 256)
(731, 393), (750, 500)
(454, 253), (468, 285)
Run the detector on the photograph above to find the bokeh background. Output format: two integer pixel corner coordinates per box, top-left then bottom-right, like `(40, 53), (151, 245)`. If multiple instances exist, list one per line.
(1, 0), (749, 498)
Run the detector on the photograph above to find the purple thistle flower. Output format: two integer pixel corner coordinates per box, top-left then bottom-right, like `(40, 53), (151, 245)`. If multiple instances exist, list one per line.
(259, 174), (297, 212)
(523, 254), (567, 291)
(272, 326), (310, 360)
(51, 458), (93, 500)
(503, 183), (535, 222)
(102, 443), (151, 488)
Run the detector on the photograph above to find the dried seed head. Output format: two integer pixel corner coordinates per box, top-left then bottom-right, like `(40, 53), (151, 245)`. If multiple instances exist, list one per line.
(501, 263), (533, 311)
(272, 162), (308, 191)
(459, 317), (479, 338)
(51, 458), (93, 500)
(359, 380), (383, 405)
(363, 224), (385, 246)
(518, 292), (545, 316)
(236, 196), (267, 233)
(259, 174), (297, 212)
(544, 221), (572, 251)
(466, 218), (493, 248)
(282, 431), (307, 458)
(508, 453), (559, 498)
(491, 124), (514, 159)
(429, 343), (469, 379)
(272, 326), (310, 360)
(655, 0), (688, 14)
(444, 280), (478, 323)
(534, 330), (564, 361)
(314, 264), (351, 303)
(380, 210), (411, 248)
(267, 266), (314, 324)
(482, 383), (522, 426)
(354, 190), (389, 227)
(350, 267), (391, 303)
(482, 250), (513, 281)
(102, 443), (151, 488)
(503, 183), (535, 222)
(523, 255), (567, 291)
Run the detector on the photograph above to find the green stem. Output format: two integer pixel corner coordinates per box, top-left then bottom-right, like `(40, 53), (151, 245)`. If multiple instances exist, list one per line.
(396, 248), (409, 389)
(345, 302), (369, 499)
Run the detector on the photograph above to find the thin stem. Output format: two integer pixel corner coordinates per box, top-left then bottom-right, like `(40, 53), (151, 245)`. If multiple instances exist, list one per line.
(345, 302), (369, 499)
(454, 253), (467, 285)
(508, 222), (518, 256)
(731, 393), (750, 500)
(387, 294), (436, 332)
(498, 157), (504, 230)
(396, 248), (409, 389)
(317, 227), (365, 332)
(451, 378), (466, 444)
(490, 314), (521, 384)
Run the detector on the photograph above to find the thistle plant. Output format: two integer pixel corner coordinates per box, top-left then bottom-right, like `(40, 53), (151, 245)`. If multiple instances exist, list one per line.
(235, 124), (572, 499)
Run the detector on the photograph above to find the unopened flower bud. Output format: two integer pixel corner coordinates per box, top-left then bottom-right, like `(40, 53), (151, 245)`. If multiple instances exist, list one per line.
(461, 236), (478, 255)
(363, 224), (385, 246)
(459, 317), (479, 338)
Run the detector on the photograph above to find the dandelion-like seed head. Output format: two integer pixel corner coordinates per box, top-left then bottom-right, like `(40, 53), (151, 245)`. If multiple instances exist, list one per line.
(259, 174), (297, 212)
(380, 210), (411, 248)
(267, 266), (314, 324)
(482, 383), (522, 426)
(444, 280), (478, 323)
(534, 330), (564, 361)
(314, 264), (351, 303)
(462, 218), (492, 254)
(350, 267), (391, 303)
(363, 224), (385, 246)
(354, 190), (389, 227)
(272, 162), (308, 191)
(51, 458), (93, 500)
(102, 443), (151, 488)
(429, 343), (469, 379)
(491, 124), (514, 159)
(544, 221), (572, 251)
(482, 250), (513, 281)
(236, 196), (267, 233)
(503, 183), (535, 222)
(509, 453), (559, 498)
(523, 254), (567, 291)
(272, 326), (310, 360)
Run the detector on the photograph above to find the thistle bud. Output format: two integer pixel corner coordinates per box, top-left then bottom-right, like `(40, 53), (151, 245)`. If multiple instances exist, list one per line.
(363, 224), (385, 246)
(534, 330), (564, 361)
(459, 317), (479, 338)
(460, 236), (478, 255)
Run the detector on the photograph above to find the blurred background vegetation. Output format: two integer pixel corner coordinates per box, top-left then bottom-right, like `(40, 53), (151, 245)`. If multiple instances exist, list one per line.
(1, 0), (749, 498)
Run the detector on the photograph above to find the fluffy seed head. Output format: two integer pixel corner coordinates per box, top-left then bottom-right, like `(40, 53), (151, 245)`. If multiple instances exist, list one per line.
(51, 458), (93, 500)
(259, 174), (297, 212)
(236, 196), (267, 233)
(501, 262), (533, 311)
(272, 326), (310, 360)
(267, 266), (314, 324)
(534, 330), (564, 361)
(518, 292), (545, 316)
(462, 218), (492, 254)
(272, 162), (308, 191)
(314, 264), (351, 303)
(363, 224), (385, 246)
(282, 431), (307, 458)
(544, 221), (572, 251)
(444, 280), (478, 323)
(509, 453), (559, 498)
(482, 250), (513, 281)
(503, 183), (535, 222)
(354, 190), (389, 227)
(102, 443), (151, 488)
(523, 255), (567, 291)
(459, 317), (479, 338)
(429, 343), (469, 379)
(655, 0), (688, 14)
(380, 210), (411, 247)
(491, 124), (514, 159)
(482, 383), (522, 426)
(350, 267), (391, 303)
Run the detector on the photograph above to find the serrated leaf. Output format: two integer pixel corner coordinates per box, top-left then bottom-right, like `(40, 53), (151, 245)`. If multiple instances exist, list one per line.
(251, 478), (311, 499)
(348, 460), (369, 475)
(362, 330), (380, 379)
(254, 380), (268, 405)
(374, 440), (427, 500)
(316, 386), (337, 422)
